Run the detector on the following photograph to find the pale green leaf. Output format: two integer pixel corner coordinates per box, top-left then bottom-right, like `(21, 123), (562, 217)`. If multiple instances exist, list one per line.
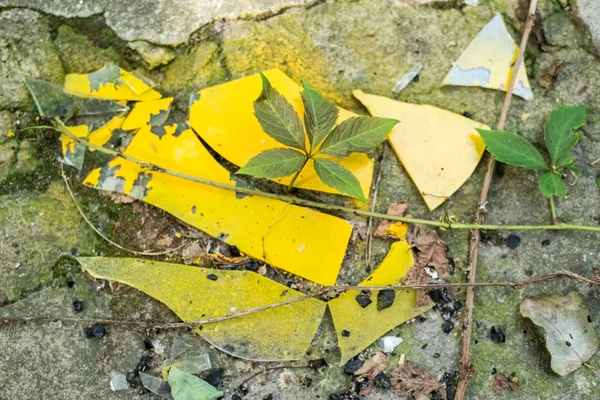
(477, 129), (548, 170)
(313, 157), (366, 202)
(254, 72), (306, 151)
(544, 106), (586, 165)
(237, 148), (305, 178)
(554, 153), (575, 170)
(520, 292), (599, 376)
(538, 172), (567, 198)
(168, 367), (224, 400)
(302, 81), (338, 150)
(318, 116), (398, 157)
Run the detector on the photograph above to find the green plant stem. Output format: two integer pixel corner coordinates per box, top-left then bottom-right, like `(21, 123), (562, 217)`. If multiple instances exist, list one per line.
(286, 156), (310, 193)
(52, 119), (600, 233)
(549, 196), (557, 223)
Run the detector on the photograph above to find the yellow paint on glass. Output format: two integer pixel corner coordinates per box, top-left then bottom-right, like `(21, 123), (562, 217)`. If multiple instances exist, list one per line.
(78, 257), (327, 361)
(329, 241), (433, 364)
(353, 90), (488, 210)
(87, 115), (126, 149)
(442, 13), (533, 100)
(386, 222), (408, 240)
(83, 124), (352, 286)
(61, 125), (89, 155)
(188, 68), (373, 199)
(64, 63), (162, 101)
(121, 98), (173, 131)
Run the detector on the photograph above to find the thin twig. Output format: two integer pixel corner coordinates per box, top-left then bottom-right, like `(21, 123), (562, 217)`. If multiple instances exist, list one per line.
(366, 145), (387, 270)
(60, 164), (186, 257)
(238, 365), (310, 388)
(49, 119), (600, 233)
(456, 2), (539, 399)
(2, 270), (597, 331)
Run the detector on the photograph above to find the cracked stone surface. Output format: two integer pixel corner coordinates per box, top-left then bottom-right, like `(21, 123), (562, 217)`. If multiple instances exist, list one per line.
(1, 0), (600, 398)
(572, 0), (600, 55)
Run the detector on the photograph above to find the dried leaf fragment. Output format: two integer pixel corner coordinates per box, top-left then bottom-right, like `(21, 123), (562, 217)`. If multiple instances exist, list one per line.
(391, 358), (446, 400)
(492, 372), (520, 395)
(520, 291), (599, 376)
(354, 352), (389, 396)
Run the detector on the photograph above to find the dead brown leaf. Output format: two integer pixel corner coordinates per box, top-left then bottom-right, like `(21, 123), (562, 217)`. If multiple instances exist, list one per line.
(404, 228), (449, 307)
(491, 372), (520, 395)
(375, 202), (409, 240)
(354, 352), (389, 396)
(391, 357), (446, 400)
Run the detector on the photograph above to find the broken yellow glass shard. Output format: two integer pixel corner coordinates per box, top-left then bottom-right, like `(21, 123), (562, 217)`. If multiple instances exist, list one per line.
(79, 257), (327, 361)
(188, 68), (373, 199)
(442, 13), (533, 100)
(64, 63), (162, 101)
(87, 114), (126, 149)
(121, 98), (173, 131)
(329, 241), (433, 364)
(83, 124), (352, 286)
(353, 90), (488, 210)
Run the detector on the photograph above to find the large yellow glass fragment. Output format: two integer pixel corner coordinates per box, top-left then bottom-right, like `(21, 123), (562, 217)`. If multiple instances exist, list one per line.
(64, 63), (162, 101)
(188, 68), (373, 198)
(83, 124), (352, 286)
(328, 241), (433, 364)
(353, 90), (488, 210)
(79, 257), (327, 361)
(88, 114), (126, 149)
(442, 13), (533, 100)
(121, 98), (173, 131)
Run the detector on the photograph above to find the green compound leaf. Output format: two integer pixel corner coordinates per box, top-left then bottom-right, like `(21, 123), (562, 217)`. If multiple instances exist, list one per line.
(313, 157), (366, 202)
(237, 148), (306, 178)
(477, 129), (548, 170)
(254, 72), (306, 151)
(544, 106), (586, 165)
(538, 172), (567, 198)
(318, 116), (398, 157)
(302, 81), (338, 150)
(168, 367), (224, 400)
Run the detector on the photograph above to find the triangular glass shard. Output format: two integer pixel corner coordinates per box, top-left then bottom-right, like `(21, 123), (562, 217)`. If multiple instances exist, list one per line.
(442, 13), (533, 100)
(25, 79), (129, 119)
(170, 335), (193, 360)
(139, 372), (173, 400)
(354, 90), (488, 210)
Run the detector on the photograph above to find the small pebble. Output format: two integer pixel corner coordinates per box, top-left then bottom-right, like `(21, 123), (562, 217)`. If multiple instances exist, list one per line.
(440, 306), (454, 321)
(72, 300), (84, 313)
(206, 274), (218, 281)
(377, 289), (395, 311)
(462, 111), (473, 119)
(491, 367), (497, 375)
(143, 338), (154, 350)
(84, 324), (107, 339)
(341, 330), (351, 337)
(203, 368), (224, 387)
(343, 358), (364, 375)
(355, 293), (372, 308)
(507, 234), (521, 249)
(66, 280), (75, 288)
(442, 320), (454, 334)
(454, 300), (463, 311)
(490, 326), (506, 343)
(541, 239), (550, 246)
(375, 372), (392, 389)
(433, 353), (440, 358)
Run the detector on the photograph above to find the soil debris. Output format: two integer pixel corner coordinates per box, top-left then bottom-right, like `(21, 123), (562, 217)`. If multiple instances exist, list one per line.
(491, 372), (520, 394)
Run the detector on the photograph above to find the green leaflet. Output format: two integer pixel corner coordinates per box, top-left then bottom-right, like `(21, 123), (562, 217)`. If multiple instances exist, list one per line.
(318, 116), (398, 157)
(168, 367), (224, 400)
(302, 81), (338, 150)
(237, 148), (305, 178)
(554, 153), (575, 170)
(313, 157), (366, 202)
(538, 172), (567, 198)
(254, 73), (306, 151)
(476, 129), (548, 170)
(544, 106), (586, 165)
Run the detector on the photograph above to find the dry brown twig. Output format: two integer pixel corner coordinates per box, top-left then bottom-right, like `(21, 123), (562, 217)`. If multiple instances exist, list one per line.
(455, 1), (539, 398)
(365, 144), (387, 270)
